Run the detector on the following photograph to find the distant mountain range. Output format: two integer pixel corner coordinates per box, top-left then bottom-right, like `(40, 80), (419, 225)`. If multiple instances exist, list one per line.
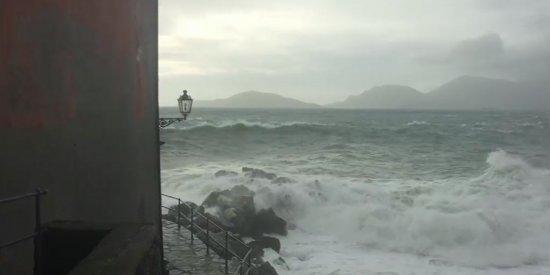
(195, 91), (320, 109)
(330, 76), (549, 110)
(424, 76), (549, 110)
(327, 85), (423, 109)
(194, 76), (550, 110)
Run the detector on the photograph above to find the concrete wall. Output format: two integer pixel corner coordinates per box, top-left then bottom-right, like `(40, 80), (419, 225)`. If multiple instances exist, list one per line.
(0, 1), (160, 274)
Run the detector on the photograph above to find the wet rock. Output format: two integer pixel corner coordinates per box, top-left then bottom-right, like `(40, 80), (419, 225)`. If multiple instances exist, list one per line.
(272, 177), (292, 184)
(231, 184), (255, 197)
(215, 170), (238, 177)
(249, 236), (281, 253)
(250, 261), (278, 275)
(200, 185), (287, 237)
(202, 191), (225, 209)
(272, 257), (289, 271)
(223, 207), (238, 221)
(242, 167), (277, 180)
(201, 185), (256, 234)
(251, 208), (287, 236)
(202, 185), (255, 213)
(287, 222), (297, 230)
(263, 248), (289, 271)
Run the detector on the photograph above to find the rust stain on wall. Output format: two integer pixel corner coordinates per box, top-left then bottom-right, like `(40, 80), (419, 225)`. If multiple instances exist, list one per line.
(0, 0), (151, 128)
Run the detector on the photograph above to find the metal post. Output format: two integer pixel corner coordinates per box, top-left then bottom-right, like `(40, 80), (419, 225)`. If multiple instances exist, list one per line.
(177, 199), (181, 230)
(247, 252), (251, 270)
(224, 231), (228, 274)
(33, 188), (42, 275)
(206, 215), (210, 255)
(190, 206), (194, 243)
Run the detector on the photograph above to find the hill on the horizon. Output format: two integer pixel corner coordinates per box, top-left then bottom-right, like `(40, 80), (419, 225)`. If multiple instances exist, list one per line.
(426, 76), (550, 110)
(189, 76), (549, 110)
(330, 76), (550, 110)
(195, 91), (320, 109)
(328, 85), (424, 109)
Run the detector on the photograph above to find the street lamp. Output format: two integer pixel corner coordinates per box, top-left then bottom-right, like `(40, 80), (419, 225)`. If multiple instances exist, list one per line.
(177, 90), (193, 120)
(159, 90), (193, 128)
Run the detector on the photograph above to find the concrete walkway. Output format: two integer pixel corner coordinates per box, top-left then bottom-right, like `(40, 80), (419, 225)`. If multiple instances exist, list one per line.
(163, 220), (236, 275)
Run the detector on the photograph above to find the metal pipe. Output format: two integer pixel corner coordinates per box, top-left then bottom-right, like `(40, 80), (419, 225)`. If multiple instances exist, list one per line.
(206, 215), (210, 255)
(161, 193), (179, 200)
(33, 188), (43, 275)
(177, 199), (181, 230)
(0, 233), (37, 249)
(247, 251), (251, 270)
(190, 206), (194, 243)
(0, 189), (47, 204)
(225, 231), (228, 274)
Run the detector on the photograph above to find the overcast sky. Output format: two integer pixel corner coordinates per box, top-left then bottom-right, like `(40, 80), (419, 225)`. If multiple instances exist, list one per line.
(159, 0), (549, 105)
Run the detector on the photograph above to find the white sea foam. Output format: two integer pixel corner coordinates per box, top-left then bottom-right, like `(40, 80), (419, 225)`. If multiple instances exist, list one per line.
(162, 150), (550, 274)
(406, 120), (430, 126)
(176, 119), (331, 130)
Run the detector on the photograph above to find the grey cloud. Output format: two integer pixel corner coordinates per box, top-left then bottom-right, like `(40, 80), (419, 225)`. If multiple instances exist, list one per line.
(158, 0), (550, 105)
(444, 32), (550, 84)
(451, 33), (504, 62)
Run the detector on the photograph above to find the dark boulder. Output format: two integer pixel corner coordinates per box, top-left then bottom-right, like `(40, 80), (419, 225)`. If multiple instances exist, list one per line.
(242, 167), (277, 180)
(202, 185), (255, 212)
(201, 185), (256, 233)
(249, 236), (281, 253)
(251, 208), (287, 236)
(250, 262), (278, 275)
(200, 185), (287, 237)
(272, 177), (292, 184)
(202, 191), (223, 209)
(215, 170), (238, 177)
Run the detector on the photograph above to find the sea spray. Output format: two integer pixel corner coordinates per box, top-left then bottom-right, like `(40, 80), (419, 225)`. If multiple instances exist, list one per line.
(161, 108), (550, 274)
(162, 151), (550, 271)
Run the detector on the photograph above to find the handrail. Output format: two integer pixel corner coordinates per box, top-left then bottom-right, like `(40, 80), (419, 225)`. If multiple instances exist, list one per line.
(161, 193), (256, 274)
(161, 194), (249, 247)
(0, 233), (38, 248)
(0, 190), (47, 204)
(0, 188), (48, 275)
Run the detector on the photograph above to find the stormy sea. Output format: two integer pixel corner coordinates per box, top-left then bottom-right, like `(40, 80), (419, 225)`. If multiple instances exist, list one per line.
(160, 107), (550, 275)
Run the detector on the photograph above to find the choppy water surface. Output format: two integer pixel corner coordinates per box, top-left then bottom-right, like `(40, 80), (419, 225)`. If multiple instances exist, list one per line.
(161, 108), (550, 275)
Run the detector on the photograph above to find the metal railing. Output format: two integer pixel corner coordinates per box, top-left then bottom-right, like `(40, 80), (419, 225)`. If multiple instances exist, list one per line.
(161, 194), (256, 275)
(0, 188), (48, 275)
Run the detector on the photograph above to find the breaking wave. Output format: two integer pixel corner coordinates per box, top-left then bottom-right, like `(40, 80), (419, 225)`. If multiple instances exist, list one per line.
(160, 109), (550, 274)
(167, 120), (336, 135)
(406, 120), (430, 126)
(266, 150), (550, 268)
(163, 150), (550, 269)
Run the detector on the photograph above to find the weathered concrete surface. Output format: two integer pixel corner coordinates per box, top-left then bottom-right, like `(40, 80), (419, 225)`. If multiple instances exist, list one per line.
(66, 223), (161, 275)
(41, 221), (111, 275)
(0, 1), (160, 274)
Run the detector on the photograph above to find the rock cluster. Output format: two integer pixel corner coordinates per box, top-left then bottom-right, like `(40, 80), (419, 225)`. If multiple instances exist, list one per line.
(242, 167), (277, 180)
(202, 185), (287, 237)
(214, 170), (238, 177)
(166, 167), (294, 274)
